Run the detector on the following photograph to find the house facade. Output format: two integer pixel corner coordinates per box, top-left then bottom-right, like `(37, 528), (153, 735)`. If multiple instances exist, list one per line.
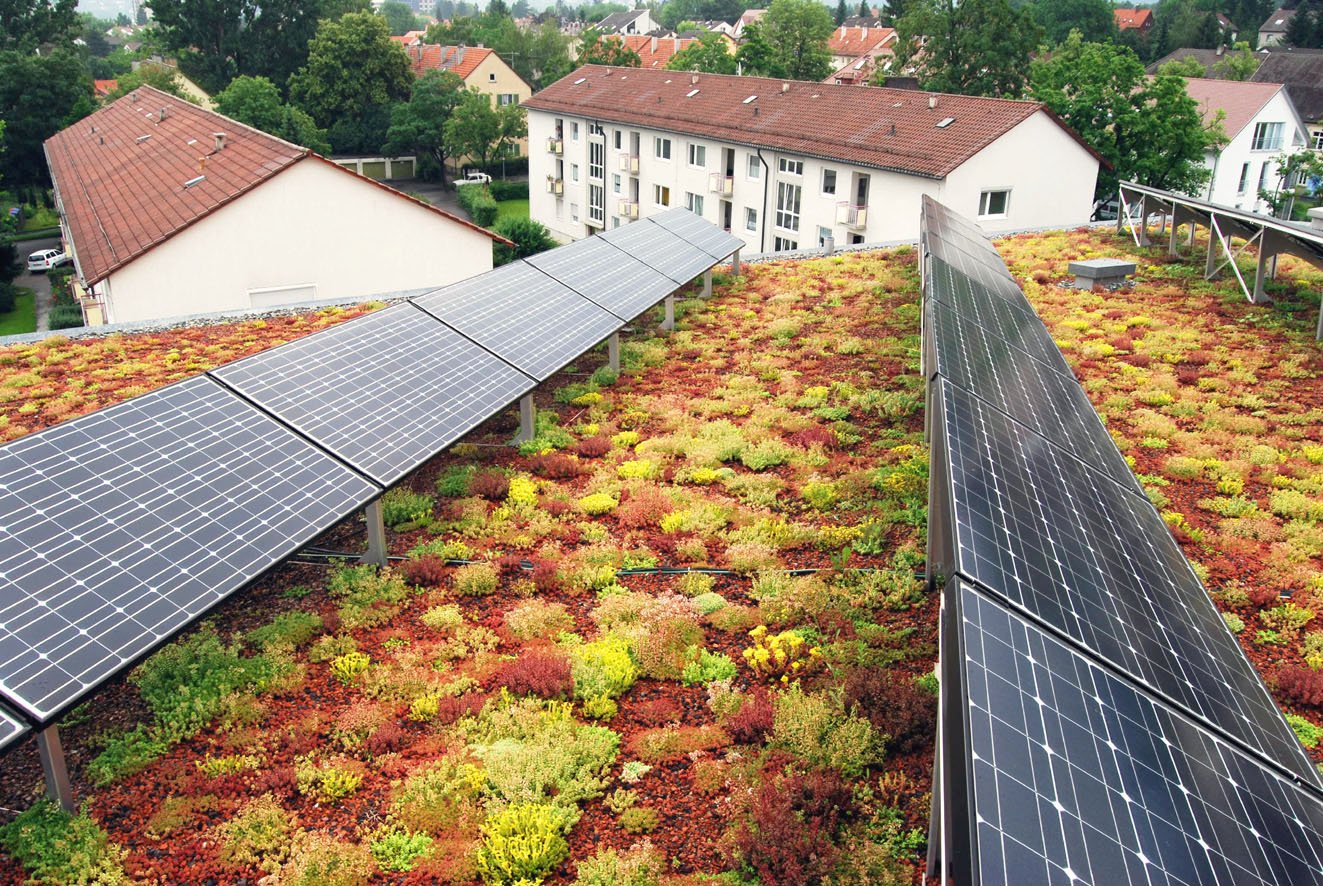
(1114, 8), (1153, 33)
(1184, 78), (1308, 210)
(595, 9), (659, 35)
(524, 67), (1100, 251)
(405, 45), (533, 155)
(1259, 7), (1296, 47)
(45, 86), (500, 326)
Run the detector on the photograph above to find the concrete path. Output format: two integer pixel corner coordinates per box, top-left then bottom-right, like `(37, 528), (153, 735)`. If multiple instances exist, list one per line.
(14, 237), (60, 333)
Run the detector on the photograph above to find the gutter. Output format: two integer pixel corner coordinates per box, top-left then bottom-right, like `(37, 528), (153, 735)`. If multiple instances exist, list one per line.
(757, 147), (771, 253)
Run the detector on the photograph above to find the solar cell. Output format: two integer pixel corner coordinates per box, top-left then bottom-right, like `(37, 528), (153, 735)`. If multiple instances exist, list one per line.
(0, 702), (26, 752)
(412, 262), (624, 381)
(925, 229), (1019, 292)
(647, 208), (744, 260)
(926, 299), (1140, 493)
(525, 236), (677, 321)
(935, 379), (1318, 779)
(211, 303), (535, 486)
(0, 376), (379, 722)
(598, 219), (717, 284)
(958, 581), (1323, 886)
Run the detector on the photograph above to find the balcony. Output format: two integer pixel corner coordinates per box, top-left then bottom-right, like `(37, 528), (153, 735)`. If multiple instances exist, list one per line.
(836, 203), (867, 229)
(618, 199), (639, 220)
(618, 154), (639, 175)
(546, 176), (564, 195)
(546, 137), (563, 154)
(708, 173), (734, 197)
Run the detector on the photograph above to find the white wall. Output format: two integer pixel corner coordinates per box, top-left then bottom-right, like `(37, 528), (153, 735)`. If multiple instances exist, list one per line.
(529, 107), (1099, 251)
(98, 159), (494, 324)
(1202, 90), (1305, 211)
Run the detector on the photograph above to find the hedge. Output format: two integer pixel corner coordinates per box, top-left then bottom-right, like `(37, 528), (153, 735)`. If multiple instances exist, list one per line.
(489, 180), (529, 201)
(457, 184), (498, 227)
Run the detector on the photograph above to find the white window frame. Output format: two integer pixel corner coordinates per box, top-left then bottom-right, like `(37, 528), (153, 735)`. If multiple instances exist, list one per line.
(686, 192), (704, 215)
(747, 154), (761, 179)
(1251, 121), (1283, 151)
(773, 236), (798, 251)
(1313, 130), (1323, 150)
(778, 157), (803, 176)
(612, 173), (622, 194)
(654, 136), (672, 160)
(1258, 161), (1271, 193)
(978, 189), (1011, 219)
(821, 168), (837, 196)
(745, 207), (758, 232)
(1237, 162), (1250, 195)
(818, 226), (833, 247)
(571, 163), (580, 183)
(571, 121), (580, 141)
(688, 143), (706, 168)
(775, 181), (802, 232)
(653, 184), (671, 206)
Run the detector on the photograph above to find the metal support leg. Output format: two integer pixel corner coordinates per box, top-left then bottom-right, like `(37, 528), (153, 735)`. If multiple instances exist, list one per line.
(1316, 299), (1323, 341)
(1205, 225), (1219, 278)
(662, 294), (675, 332)
(702, 269), (712, 298)
(514, 393), (535, 444)
(1138, 196), (1150, 246)
(1253, 244), (1275, 304)
(361, 499), (387, 567)
(730, 248), (742, 276)
(1168, 207), (1184, 257)
(37, 726), (74, 812)
(607, 332), (620, 372)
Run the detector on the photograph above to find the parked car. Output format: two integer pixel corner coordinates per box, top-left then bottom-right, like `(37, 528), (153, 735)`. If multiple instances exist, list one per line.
(26, 248), (71, 272)
(455, 171), (492, 186)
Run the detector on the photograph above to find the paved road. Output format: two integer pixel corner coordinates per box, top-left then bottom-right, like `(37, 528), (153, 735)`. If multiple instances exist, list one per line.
(13, 237), (60, 333)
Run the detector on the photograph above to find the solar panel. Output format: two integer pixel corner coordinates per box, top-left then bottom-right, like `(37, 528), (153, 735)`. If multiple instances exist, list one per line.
(0, 701), (26, 752)
(926, 299), (1140, 493)
(926, 229), (1020, 292)
(412, 262), (624, 381)
(647, 208), (744, 260)
(211, 303), (535, 486)
(525, 236), (677, 321)
(598, 219), (717, 284)
(935, 379), (1318, 779)
(957, 580), (1323, 886)
(927, 255), (1074, 378)
(0, 376), (379, 722)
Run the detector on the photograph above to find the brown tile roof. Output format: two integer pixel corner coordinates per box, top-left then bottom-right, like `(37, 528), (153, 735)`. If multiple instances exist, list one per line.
(1114, 8), (1153, 29)
(827, 25), (896, 57)
(44, 86), (503, 285)
(621, 35), (698, 69)
(525, 65), (1095, 179)
(1183, 77), (1285, 139)
(406, 45), (495, 80)
(1253, 47), (1323, 121)
(1261, 7), (1296, 33)
(92, 79), (118, 97)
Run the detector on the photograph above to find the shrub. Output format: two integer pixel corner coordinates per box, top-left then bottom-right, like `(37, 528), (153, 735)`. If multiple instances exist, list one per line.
(489, 179), (530, 200)
(369, 827), (434, 873)
(724, 768), (855, 886)
(619, 807), (661, 834)
(391, 756), (486, 835)
(196, 752), (260, 778)
(1278, 666), (1323, 707)
(677, 571), (716, 596)
(86, 724), (171, 786)
(1289, 714), (1323, 749)
(381, 487), (435, 529)
(1223, 612), (1246, 633)
(247, 611), (323, 651)
(421, 602), (465, 632)
(493, 649), (574, 699)
(505, 599), (574, 639)
(402, 554), (450, 587)
(474, 803), (571, 885)
(771, 684), (881, 778)
(470, 469), (511, 500)
(1262, 602), (1315, 636)
(294, 756), (364, 803)
(218, 794), (293, 871)
(277, 831), (376, 886)
(843, 666), (938, 755)
(330, 651), (371, 685)
(578, 493), (619, 515)
(327, 564), (410, 629)
(0, 800), (128, 885)
(458, 183), (498, 226)
(571, 635), (639, 700)
(627, 724), (729, 762)
(493, 216), (557, 265)
(726, 687), (775, 745)
(681, 648), (738, 686)
(436, 464), (476, 497)
(742, 625), (822, 681)
(573, 840), (667, 886)
(576, 435), (612, 458)
(454, 562), (499, 595)
(739, 439), (792, 471)
(692, 592), (727, 615)
(528, 452), (583, 479)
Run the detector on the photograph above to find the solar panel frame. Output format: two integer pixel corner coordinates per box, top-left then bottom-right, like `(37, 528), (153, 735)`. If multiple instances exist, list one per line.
(646, 208), (744, 260)
(0, 701), (26, 752)
(958, 581), (1323, 886)
(935, 378), (1319, 780)
(525, 236), (678, 322)
(0, 376), (380, 723)
(597, 219), (718, 284)
(210, 303), (536, 487)
(412, 262), (625, 382)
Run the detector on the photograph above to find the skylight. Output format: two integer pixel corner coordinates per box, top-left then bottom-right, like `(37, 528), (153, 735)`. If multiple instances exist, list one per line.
(686, 89), (699, 97)
(937, 117), (955, 128)
(743, 95), (757, 104)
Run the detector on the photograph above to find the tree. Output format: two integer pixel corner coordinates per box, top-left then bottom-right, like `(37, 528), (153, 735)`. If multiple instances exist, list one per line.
(1160, 54), (1207, 77)
(1260, 150), (1323, 216)
(859, 0), (869, 16)
(655, 0), (745, 30)
(835, 0), (848, 24)
(1029, 0), (1115, 44)
(1286, 1), (1320, 47)
(379, 0), (419, 35)
(289, 12), (413, 154)
(1029, 33), (1223, 200)
(493, 101), (527, 162)
(214, 75), (331, 153)
(576, 27), (642, 65)
(735, 21), (780, 76)
(444, 88), (501, 171)
(0, 0), (78, 51)
(0, 50), (94, 186)
(382, 70), (466, 185)
(896, 0), (1041, 97)
(493, 217), (556, 265)
(104, 64), (198, 102)
(756, 0), (835, 81)
(666, 30), (738, 73)
(1213, 41), (1260, 80)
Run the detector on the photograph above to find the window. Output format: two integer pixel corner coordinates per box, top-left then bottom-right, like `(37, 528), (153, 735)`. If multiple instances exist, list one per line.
(1237, 162), (1250, 195)
(775, 181), (802, 231)
(1251, 122), (1283, 151)
(978, 189), (1010, 218)
(747, 154), (761, 179)
(818, 226), (833, 247)
(774, 236), (798, 251)
(613, 174), (622, 194)
(589, 183), (605, 225)
(589, 122), (603, 137)
(778, 158), (803, 175)
(1258, 161), (1271, 193)
(745, 207), (758, 231)
(614, 130), (622, 150)
(571, 122), (580, 140)
(654, 184), (671, 206)
(571, 163), (580, 183)
(589, 140), (604, 180)
(489, 72), (496, 81)
(688, 143), (706, 167)
(821, 169), (836, 196)
(497, 93), (518, 105)
(1314, 130), (1323, 150)
(654, 137), (672, 159)
(571, 203), (579, 221)
(612, 216), (621, 228)
(686, 192), (704, 215)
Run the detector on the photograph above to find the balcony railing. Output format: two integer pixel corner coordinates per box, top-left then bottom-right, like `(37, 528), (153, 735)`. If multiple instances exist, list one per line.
(546, 137), (563, 154)
(618, 154), (639, 175)
(836, 203), (867, 229)
(546, 176), (564, 195)
(618, 199), (639, 220)
(709, 173), (734, 196)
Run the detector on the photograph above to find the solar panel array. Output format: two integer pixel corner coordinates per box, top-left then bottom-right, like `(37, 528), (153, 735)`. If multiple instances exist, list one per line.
(0, 210), (738, 736)
(920, 196), (1323, 886)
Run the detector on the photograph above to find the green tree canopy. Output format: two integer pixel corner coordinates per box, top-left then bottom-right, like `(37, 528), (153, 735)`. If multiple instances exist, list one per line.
(493, 216), (556, 265)
(0, 0), (78, 51)
(214, 75), (332, 153)
(103, 64), (197, 102)
(576, 27), (642, 65)
(1029, 32), (1224, 200)
(666, 30), (737, 73)
(382, 70), (466, 184)
(1213, 41), (1260, 79)
(656, 0), (745, 30)
(896, 0), (1041, 97)
(444, 88), (501, 170)
(0, 50), (94, 186)
(1029, 0), (1115, 44)
(289, 11), (413, 153)
(753, 0), (835, 81)
(379, 0), (420, 35)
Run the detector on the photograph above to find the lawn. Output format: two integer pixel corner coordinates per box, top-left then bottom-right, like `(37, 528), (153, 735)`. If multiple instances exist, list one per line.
(495, 198), (529, 225)
(0, 227), (1318, 884)
(0, 288), (35, 336)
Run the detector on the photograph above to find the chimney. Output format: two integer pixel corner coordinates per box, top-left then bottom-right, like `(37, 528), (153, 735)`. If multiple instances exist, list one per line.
(651, 36), (657, 53)
(690, 73), (698, 85)
(159, 106), (168, 120)
(928, 95), (937, 109)
(782, 82), (790, 93)
(213, 132), (226, 151)
(862, 26), (868, 38)
(456, 45), (466, 64)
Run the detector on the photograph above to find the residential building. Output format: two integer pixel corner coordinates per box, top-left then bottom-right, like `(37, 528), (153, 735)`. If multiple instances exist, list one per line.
(524, 66), (1100, 250)
(595, 8), (659, 35)
(389, 29), (427, 48)
(404, 45), (533, 155)
(1148, 46), (1262, 78)
(1259, 7), (1296, 47)
(1183, 78), (1308, 209)
(1252, 47), (1323, 149)
(620, 35), (700, 69)
(1114, 8), (1154, 33)
(827, 25), (896, 71)
(44, 86), (500, 326)
(733, 9), (766, 39)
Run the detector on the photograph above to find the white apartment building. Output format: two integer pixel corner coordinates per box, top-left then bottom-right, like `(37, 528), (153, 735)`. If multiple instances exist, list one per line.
(525, 67), (1101, 251)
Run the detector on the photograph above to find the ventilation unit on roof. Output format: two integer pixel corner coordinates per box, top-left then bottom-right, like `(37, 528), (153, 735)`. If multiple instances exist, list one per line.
(213, 132), (226, 151)
(686, 88), (699, 97)
(159, 107), (168, 120)
(929, 95), (937, 109)
(184, 175), (205, 188)
(937, 117), (955, 128)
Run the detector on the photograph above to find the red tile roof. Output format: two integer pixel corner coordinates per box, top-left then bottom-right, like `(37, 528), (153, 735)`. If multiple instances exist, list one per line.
(620, 35), (698, 69)
(1183, 77), (1285, 139)
(44, 86), (500, 284)
(406, 44), (495, 80)
(525, 66), (1096, 179)
(1114, 8), (1153, 29)
(827, 25), (896, 57)
(92, 79), (118, 97)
